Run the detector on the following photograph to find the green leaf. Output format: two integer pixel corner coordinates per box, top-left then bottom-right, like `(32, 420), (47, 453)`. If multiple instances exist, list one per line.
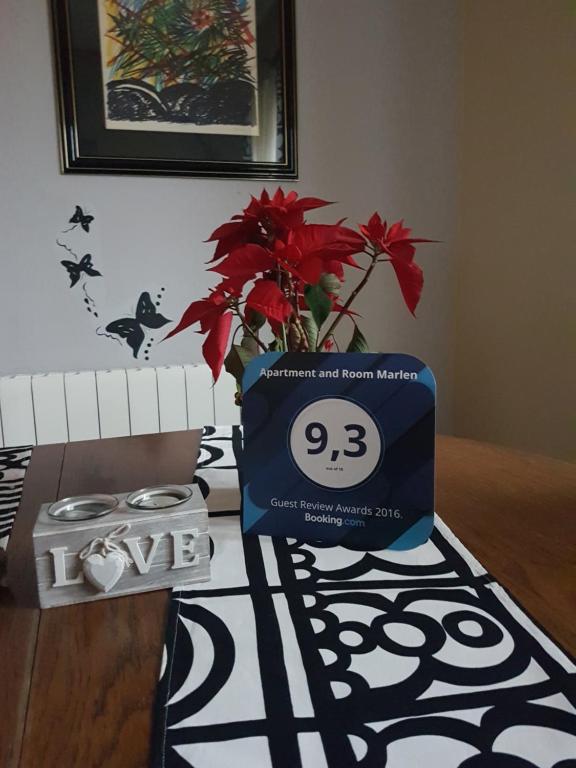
(300, 315), (318, 351)
(319, 273), (341, 297)
(268, 337), (281, 352)
(240, 333), (259, 356)
(346, 325), (369, 353)
(224, 343), (257, 388)
(247, 310), (266, 332)
(304, 285), (332, 331)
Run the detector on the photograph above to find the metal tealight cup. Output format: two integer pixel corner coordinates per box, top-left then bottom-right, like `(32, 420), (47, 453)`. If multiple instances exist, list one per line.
(48, 494), (119, 521)
(126, 485), (192, 510)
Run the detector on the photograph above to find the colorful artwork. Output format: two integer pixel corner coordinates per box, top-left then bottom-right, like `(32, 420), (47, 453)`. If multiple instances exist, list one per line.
(97, 0), (259, 135)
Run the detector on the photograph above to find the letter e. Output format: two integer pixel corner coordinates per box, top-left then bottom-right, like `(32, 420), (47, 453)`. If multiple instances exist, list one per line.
(171, 528), (200, 569)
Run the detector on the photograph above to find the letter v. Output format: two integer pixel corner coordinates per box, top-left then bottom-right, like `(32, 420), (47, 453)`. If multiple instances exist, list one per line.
(123, 534), (164, 574)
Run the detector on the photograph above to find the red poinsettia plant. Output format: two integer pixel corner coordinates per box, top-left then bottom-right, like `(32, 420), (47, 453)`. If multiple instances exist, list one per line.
(167, 189), (432, 389)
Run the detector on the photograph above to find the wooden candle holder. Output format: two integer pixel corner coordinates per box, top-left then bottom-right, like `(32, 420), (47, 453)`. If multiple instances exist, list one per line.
(33, 484), (209, 608)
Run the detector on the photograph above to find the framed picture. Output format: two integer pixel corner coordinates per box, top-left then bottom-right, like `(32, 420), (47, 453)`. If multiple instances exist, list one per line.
(51, 0), (297, 179)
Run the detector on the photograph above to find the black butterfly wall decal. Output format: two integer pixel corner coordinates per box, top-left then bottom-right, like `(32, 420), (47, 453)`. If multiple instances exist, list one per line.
(69, 205), (94, 233)
(61, 254), (102, 287)
(106, 292), (171, 358)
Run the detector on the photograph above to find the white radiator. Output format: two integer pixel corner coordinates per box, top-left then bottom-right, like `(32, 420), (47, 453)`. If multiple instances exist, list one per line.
(0, 365), (240, 447)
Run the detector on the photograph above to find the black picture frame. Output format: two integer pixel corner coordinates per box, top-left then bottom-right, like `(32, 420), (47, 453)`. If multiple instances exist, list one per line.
(51, 0), (297, 179)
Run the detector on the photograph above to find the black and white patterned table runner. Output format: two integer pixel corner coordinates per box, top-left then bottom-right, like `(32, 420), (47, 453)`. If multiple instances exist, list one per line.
(0, 445), (32, 552)
(151, 427), (575, 766)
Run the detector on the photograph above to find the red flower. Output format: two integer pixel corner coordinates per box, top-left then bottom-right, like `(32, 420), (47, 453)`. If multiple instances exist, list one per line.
(290, 224), (365, 267)
(164, 287), (233, 381)
(165, 290), (225, 338)
(205, 218), (264, 263)
(273, 241), (323, 286)
(208, 220), (364, 291)
(245, 188), (332, 233)
(167, 195), (434, 382)
(201, 311), (233, 383)
(209, 244), (276, 289)
(389, 258), (424, 317)
(206, 188), (332, 262)
(360, 213), (432, 315)
(246, 279), (292, 324)
(275, 223), (365, 285)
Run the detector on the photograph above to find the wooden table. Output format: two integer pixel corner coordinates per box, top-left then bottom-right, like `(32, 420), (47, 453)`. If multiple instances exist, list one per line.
(1, 432), (574, 768)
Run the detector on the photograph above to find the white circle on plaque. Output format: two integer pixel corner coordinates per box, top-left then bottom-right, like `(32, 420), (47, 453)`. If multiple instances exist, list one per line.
(289, 398), (383, 490)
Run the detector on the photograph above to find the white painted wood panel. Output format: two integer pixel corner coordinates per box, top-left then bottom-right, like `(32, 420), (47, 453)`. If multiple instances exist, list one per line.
(96, 370), (131, 439)
(157, 366), (188, 433)
(213, 371), (241, 426)
(127, 368), (160, 436)
(184, 365), (214, 429)
(65, 371), (100, 442)
(32, 374), (68, 444)
(0, 375), (36, 446)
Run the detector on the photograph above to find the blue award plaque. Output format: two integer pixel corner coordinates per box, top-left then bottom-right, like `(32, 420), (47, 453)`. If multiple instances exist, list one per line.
(241, 353), (435, 550)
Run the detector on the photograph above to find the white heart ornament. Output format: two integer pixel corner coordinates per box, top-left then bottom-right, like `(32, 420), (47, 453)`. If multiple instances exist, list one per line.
(83, 550), (126, 593)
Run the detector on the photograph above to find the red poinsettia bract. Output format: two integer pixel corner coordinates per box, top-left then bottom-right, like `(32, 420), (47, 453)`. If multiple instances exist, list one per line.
(359, 213), (432, 315)
(275, 223), (365, 285)
(206, 188), (332, 261)
(246, 279), (292, 324)
(165, 288), (235, 381)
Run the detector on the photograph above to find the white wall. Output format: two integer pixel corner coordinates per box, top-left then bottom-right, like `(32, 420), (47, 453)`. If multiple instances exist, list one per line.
(0, 0), (457, 429)
(454, 0), (576, 459)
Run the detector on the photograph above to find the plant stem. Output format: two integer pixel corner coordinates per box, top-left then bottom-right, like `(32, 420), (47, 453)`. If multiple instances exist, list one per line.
(277, 267), (289, 351)
(234, 308), (268, 353)
(280, 322), (288, 351)
(316, 251), (379, 351)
